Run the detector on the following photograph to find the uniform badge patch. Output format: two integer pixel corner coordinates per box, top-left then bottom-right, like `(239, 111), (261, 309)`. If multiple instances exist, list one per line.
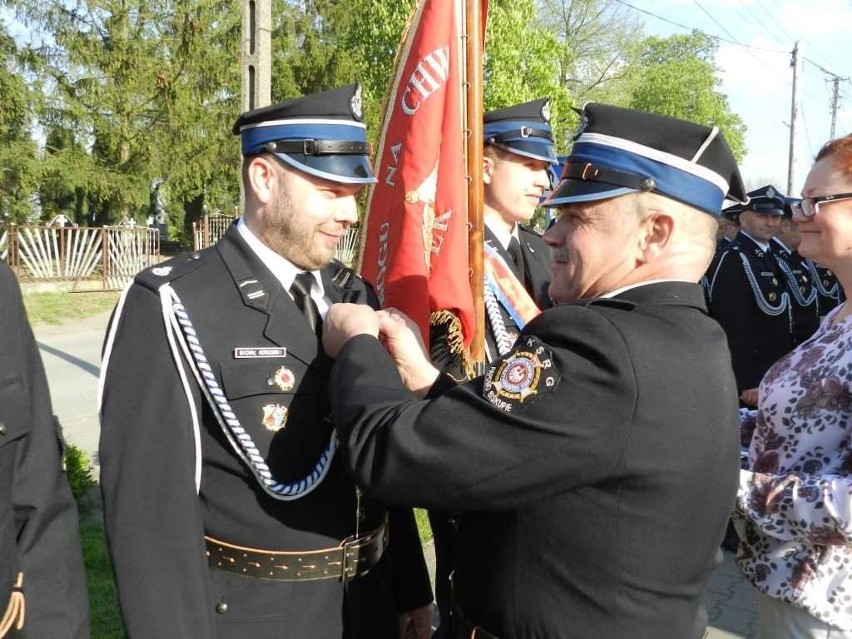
(541, 99), (551, 123)
(234, 347), (287, 359)
(483, 336), (560, 413)
(350, 84), (363, 120)
(152, 266), (172, 277)
(268, 366), (296, 392)
(262, 404), (288, 431)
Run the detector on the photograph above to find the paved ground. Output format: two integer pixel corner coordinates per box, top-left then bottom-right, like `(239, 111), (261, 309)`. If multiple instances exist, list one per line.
(34, 309), (111, 470)
(34, 308), (759, 637)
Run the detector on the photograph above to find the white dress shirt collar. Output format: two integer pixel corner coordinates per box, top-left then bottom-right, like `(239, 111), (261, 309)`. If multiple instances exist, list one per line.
(236, 219), (327, 313)
(485, 219), (520, 251)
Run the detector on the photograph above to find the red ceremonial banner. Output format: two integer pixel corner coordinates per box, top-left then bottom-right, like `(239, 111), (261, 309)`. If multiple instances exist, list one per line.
(359, 0), (475, 348)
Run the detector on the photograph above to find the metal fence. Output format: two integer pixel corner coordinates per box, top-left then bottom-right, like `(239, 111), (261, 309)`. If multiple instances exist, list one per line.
(192, 215), (360, 267)
(192, 215), (235, 252)
(1, 224), (160, 291)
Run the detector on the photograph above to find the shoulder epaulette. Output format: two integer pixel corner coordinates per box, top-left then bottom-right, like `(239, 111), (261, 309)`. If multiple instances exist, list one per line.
(329, 259), (378, 305)
(134, 249), (210, 291)
(329, 259), (359, 290)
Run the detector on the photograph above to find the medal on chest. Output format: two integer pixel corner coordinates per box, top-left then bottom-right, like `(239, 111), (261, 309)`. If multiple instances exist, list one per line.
(262, 404), (289, 431)
(268, 366), (296, 392)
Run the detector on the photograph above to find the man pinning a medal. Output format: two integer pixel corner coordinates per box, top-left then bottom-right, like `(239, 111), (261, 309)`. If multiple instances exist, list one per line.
(99, 84), (432, 638)
(322, 103), (743, 639)
(428, 99), (558, 632)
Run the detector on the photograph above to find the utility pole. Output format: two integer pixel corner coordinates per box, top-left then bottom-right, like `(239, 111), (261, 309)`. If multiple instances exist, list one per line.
(787, 41), (800, 195)
(239, 0), (271, 211)
(241, 0), (271, 113)
(829, 76), (841, 140)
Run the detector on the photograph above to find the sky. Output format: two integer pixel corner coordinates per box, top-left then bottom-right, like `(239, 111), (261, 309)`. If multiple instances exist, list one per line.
(621, 0), (852, 196)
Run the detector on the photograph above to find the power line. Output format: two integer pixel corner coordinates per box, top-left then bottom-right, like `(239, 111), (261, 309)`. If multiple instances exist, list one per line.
(738, 0), (841, 77)
(691, 0), (741, 45)
(620, 1), (840, 104)
(803, 56), (846, 81)
(760, 0), (838, 73)
(722, 0), (772, 45)
(754, 0), (798, 45)
(612, 0), (787, 53)
(728, 0), (789, 49)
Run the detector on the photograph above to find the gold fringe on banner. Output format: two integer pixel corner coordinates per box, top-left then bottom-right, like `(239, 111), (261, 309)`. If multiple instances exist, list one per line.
(429, 309), (476, 381)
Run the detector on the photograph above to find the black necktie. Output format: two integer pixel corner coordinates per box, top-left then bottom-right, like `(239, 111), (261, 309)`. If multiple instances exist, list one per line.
(290, 272), (321, 334)
(507, 236), (524, 280)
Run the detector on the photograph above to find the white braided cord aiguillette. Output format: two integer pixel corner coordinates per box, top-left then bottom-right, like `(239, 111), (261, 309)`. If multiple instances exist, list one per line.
(169, 290), (337, 500)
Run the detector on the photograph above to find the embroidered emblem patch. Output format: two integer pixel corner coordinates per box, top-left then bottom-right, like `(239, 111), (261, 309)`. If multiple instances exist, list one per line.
(152, 266), (172, 277)
(262, 404), (288, 431)
(268, 366), (296, 392)
(483, 336), (560, 413)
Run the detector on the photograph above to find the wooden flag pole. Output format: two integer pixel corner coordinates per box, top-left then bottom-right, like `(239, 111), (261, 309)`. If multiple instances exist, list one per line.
(464, 0), (486, 372)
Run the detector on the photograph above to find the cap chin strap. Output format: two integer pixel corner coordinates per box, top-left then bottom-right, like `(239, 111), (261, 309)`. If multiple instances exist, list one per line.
(262, 139), (371, 156)
(486, 126), (553, 144)
(562, 162), (657, 192)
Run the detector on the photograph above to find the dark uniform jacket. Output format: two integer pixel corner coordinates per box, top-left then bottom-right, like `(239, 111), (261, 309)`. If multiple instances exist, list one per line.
(99, 224), (431, 639)
(0, 261), (88, 638)
(807, 261), (845, 319)
(700, 237), (733, 303)
(483, 225), (551, 362)
(708, 232), (793, 392)
(331, 282), (740, 639)
(770, 238), (820, 346)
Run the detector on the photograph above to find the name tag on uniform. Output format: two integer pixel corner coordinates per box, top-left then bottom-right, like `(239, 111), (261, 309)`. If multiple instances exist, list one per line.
(234, 347), (287, 359)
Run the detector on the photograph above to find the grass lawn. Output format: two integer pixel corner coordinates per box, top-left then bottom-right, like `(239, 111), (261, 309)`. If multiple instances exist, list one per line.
(23, 290), (119, 326)
(415, 508), (434, 544)
(80, 515), (125, 638)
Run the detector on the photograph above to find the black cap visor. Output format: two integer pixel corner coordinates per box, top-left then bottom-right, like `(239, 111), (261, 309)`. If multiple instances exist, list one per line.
(274, 152), (377, 185)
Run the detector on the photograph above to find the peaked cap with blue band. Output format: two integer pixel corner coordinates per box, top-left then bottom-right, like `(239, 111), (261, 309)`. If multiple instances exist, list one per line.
(721, 202), (742, 223)
(232, 83), (377, 185)
(741, 185), (786, 217)
(543, 103), (747, 216)
(484, 98), (558, 164)
(782, 196), (801, 219)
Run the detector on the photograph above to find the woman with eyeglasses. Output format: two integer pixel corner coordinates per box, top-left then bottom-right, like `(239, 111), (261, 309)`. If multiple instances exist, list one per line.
(734, 135), (852, 638)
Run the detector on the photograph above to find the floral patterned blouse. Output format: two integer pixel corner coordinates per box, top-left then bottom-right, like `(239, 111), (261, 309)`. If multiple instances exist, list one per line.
(735, 303), (852, 630)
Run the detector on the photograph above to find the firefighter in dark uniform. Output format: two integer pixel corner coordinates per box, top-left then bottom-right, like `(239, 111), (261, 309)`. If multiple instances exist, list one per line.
(771, 195), (820, 345)
(481, 99), (555, 360)
(716, 203), (741, 250)
(0, 261), (88, 639)
(323, 103), (744, 639)
(428, 99), (558, 635)
(702, 203), (741, 300)
(708, 185), (792, 406)
(99, 84), (432, 639)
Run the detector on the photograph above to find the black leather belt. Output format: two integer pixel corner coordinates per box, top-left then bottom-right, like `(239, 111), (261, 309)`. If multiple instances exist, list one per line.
(205, 517), (388, 582)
